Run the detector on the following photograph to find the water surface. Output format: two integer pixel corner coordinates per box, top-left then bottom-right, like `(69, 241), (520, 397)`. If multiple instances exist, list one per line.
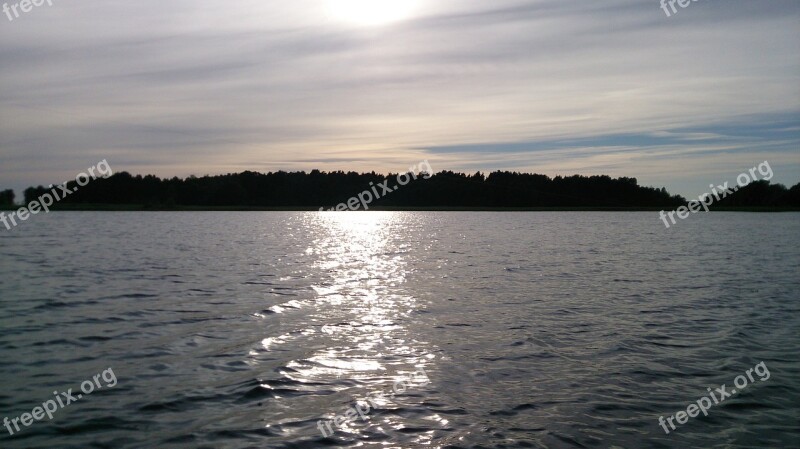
(0, 212), (798, 448)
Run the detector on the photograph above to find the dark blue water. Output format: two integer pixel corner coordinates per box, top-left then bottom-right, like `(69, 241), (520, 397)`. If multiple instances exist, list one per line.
(0, 212), (798, 448)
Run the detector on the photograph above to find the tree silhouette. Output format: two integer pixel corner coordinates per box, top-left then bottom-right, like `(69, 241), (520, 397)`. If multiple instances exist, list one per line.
(0, 189), (14, 206)
(5, 170), (799, 209)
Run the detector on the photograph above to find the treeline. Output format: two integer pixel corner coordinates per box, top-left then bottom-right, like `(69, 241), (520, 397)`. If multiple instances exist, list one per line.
(713, 180), (800, 208)
(10, 170), (800, 209)
(15, 170), (684, 208)
(0, 189), (13, 206)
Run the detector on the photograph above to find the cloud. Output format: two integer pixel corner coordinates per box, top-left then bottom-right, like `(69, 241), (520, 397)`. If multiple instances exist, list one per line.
(1, 0), (798, 197)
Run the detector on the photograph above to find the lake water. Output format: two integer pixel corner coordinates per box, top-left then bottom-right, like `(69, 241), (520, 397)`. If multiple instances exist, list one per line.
(0, 212), (798, 448)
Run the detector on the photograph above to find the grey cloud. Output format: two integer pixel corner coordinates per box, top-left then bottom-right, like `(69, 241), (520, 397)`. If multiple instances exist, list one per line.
(1, 0), (798, 196)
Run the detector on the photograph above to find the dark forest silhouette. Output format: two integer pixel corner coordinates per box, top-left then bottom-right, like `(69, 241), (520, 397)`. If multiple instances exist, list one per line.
(5, 170), (800, 209)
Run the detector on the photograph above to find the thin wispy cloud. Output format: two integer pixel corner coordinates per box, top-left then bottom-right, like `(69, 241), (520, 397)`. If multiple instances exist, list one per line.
(1, 0), (798, 196)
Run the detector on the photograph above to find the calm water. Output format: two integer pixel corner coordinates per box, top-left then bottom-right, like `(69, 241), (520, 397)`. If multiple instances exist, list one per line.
(0, 212), (798, 449)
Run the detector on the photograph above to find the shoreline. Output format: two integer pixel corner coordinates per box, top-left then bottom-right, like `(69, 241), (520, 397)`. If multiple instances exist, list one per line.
(1, 205), (799, 212)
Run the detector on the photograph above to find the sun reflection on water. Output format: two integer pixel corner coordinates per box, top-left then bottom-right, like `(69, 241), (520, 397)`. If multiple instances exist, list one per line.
(249, 212), (449, 444)
(293, 212), (427, 382)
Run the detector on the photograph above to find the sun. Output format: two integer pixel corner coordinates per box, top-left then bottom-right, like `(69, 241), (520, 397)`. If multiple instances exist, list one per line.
(326, 0), (420, 26)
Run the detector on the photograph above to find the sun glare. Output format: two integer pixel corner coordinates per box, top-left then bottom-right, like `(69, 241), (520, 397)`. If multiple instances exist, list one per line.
(326, 0), (419, 26)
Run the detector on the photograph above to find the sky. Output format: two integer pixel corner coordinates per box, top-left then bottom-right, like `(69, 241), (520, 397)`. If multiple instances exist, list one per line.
(1, 0), (799, 198)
